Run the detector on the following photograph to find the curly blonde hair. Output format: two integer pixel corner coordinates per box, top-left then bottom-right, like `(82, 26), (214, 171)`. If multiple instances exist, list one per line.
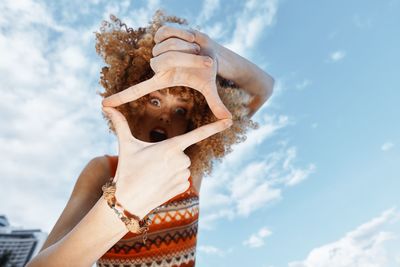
(95, 10), (258, 181)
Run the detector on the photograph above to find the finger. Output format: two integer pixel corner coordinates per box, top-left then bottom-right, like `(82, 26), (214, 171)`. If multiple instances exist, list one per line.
(167, 168), (191, 186)
(164, 180), (191, 201)
(166, 154), (191, 171)
(173, 180), (191, 195)
(154, 25), (195, 44)
(186, 28), (209, 44)
(102, 107), (151, 149)
(152, 37), (200, 57)
(172, 118), (233, 150)
(199, 52), (233, 120)
(204, 83), (233, 119)
(150, 51), (213, 73)
(175, 168), (190, 184)
(172, 168), (191, 185)
(102, 77), (160, 107)
(102, 107), (133, 143)
(181, 155), (191, 169)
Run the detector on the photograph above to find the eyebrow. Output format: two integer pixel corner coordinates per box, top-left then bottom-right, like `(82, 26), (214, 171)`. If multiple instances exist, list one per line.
(177, 98), (190, 103)
(154, 91), (190, 103)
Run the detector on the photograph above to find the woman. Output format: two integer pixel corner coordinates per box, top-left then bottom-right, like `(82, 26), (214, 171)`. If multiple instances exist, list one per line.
(27, 10), (274, 267)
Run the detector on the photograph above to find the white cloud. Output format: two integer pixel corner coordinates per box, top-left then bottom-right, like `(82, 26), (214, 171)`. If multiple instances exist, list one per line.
(243, 226), (272, 248)
(190, 0), (279, 51)
(224, 0), (278, 56)
(200, 22), (229, 41)
(112, 0), (161, 29)
(295, 79), (312, 90)
(199, 114), (315, 229)
(284, 163), (316, 187)
(329, 50), (346, 62)
(199, 208), (236, 230)
(195, 0), (220, 25)
(288, 208), (400, 267)
(197, 245), (232, 257)
(0, 0), (118, 231)
(381, 142), (395, 151)
(236, 182), (281, 216)
(262, 78), (285, 107)
(0, 0), (63, 30)
(0, 0), (188, 233)
(223, 113), (289, 164)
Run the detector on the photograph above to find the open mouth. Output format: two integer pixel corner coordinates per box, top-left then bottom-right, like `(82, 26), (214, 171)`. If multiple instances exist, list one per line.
(149, 127), (168, 142)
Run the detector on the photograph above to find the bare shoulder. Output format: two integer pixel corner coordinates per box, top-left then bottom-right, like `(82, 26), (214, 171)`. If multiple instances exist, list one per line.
(71, 155), (112, 200)
(83, 155), (110, 180)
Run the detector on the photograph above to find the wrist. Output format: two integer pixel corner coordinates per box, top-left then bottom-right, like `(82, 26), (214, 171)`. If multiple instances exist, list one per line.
(101, 179), (152, 244)
(114, 188), (150, 220)
(112, 176), (152, 220)
(98, 196), (129, 235)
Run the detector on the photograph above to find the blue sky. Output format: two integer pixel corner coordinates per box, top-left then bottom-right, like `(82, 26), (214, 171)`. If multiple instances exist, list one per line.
(0, 0), (399, 266)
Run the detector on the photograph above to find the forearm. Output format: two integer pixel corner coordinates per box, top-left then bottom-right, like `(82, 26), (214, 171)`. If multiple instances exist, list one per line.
(215, 42), (274, 115)
(216, 42), (274, 92)
(27, 197), (130, 267)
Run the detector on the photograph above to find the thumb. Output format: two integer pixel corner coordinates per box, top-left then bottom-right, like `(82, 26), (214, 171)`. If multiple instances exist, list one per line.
(203, 54), (232, 120)
(102, 107), (135, 144)
(205, 90), (233, 120)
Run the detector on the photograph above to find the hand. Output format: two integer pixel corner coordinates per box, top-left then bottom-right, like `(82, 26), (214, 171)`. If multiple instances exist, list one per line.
(152, 25), (230, 83)
(153, 25), (275, 116)
(102, 106), (232, 219)
(101, 26), (232, 120)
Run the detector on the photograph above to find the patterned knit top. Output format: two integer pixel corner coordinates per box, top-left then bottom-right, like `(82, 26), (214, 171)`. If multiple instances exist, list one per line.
(97, 155), (199, 267)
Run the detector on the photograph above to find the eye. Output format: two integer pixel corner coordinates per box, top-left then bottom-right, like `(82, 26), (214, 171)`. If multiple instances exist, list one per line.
(149, 97), (161, 107)
(175, 107), (187, 115)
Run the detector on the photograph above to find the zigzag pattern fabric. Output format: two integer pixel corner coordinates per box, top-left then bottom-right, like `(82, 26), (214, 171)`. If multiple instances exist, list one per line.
(97, 155), (199, 267)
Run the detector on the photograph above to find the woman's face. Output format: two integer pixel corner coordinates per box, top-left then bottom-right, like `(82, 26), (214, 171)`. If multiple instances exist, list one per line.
(134, 90), (194, 143)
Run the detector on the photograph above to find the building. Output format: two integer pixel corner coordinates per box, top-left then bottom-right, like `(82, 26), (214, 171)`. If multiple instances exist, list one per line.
(0, 215), (47, 267)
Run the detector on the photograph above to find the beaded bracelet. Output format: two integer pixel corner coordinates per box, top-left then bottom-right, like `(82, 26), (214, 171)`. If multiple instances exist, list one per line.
(101, 179), (152, 245)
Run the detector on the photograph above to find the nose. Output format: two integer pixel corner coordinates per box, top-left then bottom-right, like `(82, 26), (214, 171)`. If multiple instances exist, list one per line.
(159, 111), (171, 124)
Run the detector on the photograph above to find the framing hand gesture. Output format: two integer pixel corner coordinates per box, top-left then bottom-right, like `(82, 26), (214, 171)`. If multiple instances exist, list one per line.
(102, 26), (232, 120)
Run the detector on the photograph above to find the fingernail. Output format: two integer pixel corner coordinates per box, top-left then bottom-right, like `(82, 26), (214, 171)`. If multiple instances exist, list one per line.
(102, 107), (111, 117)
(204, 57), (213, 66)
(220, 107), (232, 120)
(224, 119), (233, 127)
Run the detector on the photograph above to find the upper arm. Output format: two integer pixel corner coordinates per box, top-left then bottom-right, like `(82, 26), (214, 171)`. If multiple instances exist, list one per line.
(40, 156), (111, 252)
